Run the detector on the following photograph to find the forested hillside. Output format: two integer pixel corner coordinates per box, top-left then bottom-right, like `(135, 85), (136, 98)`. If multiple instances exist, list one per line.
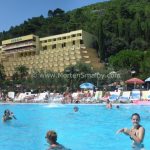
(0, 0), (150, 63)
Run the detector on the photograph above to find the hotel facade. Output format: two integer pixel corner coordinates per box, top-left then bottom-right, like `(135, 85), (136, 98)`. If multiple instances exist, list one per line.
(0, 30), (102, 77)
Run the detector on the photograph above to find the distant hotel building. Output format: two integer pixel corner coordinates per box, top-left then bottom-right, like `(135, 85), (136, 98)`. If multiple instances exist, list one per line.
(0, 30), (102, 77)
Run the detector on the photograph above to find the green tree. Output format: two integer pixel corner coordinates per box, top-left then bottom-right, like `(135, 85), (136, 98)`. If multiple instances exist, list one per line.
(53, 8), (65, 17)
(48, 10), (53, 18)
(0, 64), (6, 81)
(107, 37), (128, 56)
(64, 62), (94, 91)
(130, 38), (148, 50)
(109, 50), (143, 71)
(0, 64), (6, 89)
(139, 51), (150, 79)
(97, 18), (105, 60)
(12, 65), (29, 80)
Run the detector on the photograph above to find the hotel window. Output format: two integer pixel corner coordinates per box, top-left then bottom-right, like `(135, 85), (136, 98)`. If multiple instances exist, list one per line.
(43, 46), (47, 50)
(62, 43), (66, 48)
(53, 39), (56, 41)
(77, 33), (82, 36)
(33, 37), (36, 41)
(80, 40), (84, 44)
(62, 37), (66, 39)
(44, 40), (47, 43)
(48, 39), (51, 42)
(52, 44), (56, 49)
(72, 41), (75, 45)
(71, 34), (76, 37)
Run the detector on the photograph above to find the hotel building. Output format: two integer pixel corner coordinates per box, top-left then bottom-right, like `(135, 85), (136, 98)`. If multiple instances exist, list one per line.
(0, 30), (102, 77)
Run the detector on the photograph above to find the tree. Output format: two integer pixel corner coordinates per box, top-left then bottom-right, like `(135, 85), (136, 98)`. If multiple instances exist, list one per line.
(107, 37), (128, 56)
(0, 64), (6, 89)
(109, 50), (143, 71)
(97, 18), (105, 60)
(139, 51), (150, 79)
(53, 8), (65, 17)
(12, 65), (29, 80)
(64, 62), (94, 91)
(48, 10), (53, 18)
(0, 64), (6, 81)
(130, 38), (148, 50)
(31, 70), (67, 92)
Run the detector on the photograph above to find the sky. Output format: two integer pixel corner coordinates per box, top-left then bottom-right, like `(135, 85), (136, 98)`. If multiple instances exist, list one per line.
(0, 0), (107, 32)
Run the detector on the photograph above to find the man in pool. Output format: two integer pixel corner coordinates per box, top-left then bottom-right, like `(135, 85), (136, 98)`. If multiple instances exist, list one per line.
(2, 109), (16, 122)
(116, 105), (120, 109)
(73, 106), (79, 112)
(117, 113), (145, 150)
(45, 130), (70, 150)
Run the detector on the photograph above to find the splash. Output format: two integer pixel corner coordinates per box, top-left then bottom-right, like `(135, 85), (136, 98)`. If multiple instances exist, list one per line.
(44, 103), (65, 108)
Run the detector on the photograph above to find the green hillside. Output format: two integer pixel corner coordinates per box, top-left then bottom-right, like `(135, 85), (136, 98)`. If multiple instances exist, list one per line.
(0, 0), (150, 78)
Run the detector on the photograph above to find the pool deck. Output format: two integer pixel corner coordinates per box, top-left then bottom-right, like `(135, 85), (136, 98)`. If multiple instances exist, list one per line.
(0, 102), (150, 106)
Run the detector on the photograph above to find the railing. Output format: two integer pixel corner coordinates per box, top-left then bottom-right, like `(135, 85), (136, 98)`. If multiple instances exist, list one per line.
(4, 47), (36, 54)
(2, 41), (36, 50)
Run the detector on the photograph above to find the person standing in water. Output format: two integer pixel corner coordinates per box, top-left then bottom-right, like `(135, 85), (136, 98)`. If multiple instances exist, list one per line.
(73, 106), (79, 112)
(117, 113), (145, 150)
(2, 109), (16, 122)
(106, 99), (112, 109)
(45, 130), (70, 150)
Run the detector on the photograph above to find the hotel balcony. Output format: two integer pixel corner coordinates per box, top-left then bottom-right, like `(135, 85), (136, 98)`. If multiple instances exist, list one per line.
(2, 41), (36, 51)
(4, 47), (36, 55)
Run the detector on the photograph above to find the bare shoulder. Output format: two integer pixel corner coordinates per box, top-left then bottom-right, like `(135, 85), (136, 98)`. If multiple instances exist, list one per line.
(139, 126), (145, 132)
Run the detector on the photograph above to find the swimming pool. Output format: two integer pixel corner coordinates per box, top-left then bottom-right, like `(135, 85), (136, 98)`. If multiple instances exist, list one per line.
(0, 104), (149, 150)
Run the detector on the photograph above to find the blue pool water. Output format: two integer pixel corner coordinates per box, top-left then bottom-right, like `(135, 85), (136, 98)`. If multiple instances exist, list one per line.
(0, 104), (150, 150)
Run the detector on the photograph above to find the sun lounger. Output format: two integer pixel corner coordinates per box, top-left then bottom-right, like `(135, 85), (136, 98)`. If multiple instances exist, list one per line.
(130, 90), (141, 102)
(14, 93), (26, 102)
(94, 91), (103, 102)
(141, 91), (150, 101)
(34, 92), (48, 102)
(109, 91), (121, 102)
(118, 91), (130, 102)
(51, 95), (64, 103)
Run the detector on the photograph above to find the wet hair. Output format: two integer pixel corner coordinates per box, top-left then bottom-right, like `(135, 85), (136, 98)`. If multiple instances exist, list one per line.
(116, 105), (120, 108)
(4, 109), (10, 115)
(4, 110), (7, 115)
(46, 130), (57, 143)
(131, 113), (140, 120)
(74, 106), (79, 112)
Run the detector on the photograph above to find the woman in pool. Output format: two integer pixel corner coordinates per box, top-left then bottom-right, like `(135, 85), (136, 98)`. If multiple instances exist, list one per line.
(2, 109), (16, 122)
(117, 113), (145, 150)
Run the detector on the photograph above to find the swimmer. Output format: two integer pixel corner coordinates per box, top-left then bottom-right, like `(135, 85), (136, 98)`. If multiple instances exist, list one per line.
(45, 130), (69, 150)
(2, 109), (16, 122)
(73, 106), (79, 112)
(106, 99), (112, 109)
(10, 112), (17, 120)
(116, 105), (120, 109)
(117, 113), (145, 150)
